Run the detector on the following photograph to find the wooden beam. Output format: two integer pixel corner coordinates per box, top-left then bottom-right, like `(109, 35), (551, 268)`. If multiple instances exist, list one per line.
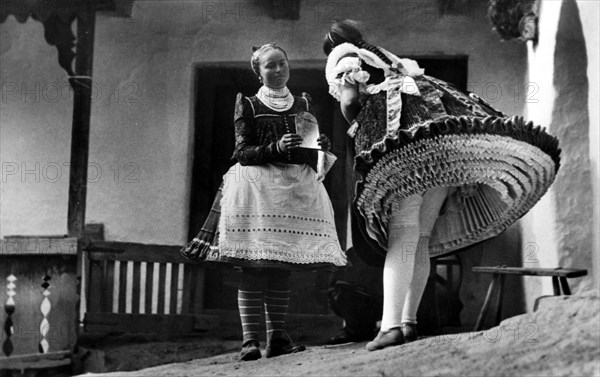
(472, 266), (588, 278)
(66, 9), (98, 366)
(0, 237), (78, 255)
(0, 351), (71, 370)
(67, 7), (96, 238)
(85, 241), (193, 264)
(84, 313), (196, 334)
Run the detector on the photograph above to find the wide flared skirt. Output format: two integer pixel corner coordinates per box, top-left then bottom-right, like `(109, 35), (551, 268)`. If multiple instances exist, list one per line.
(353, 114), (560, 262)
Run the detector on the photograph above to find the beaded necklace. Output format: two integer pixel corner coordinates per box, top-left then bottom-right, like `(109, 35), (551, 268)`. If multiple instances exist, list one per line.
(256, 85), (294, 112)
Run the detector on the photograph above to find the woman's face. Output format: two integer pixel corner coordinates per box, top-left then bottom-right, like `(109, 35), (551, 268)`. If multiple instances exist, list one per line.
(258, 49), (289, 89)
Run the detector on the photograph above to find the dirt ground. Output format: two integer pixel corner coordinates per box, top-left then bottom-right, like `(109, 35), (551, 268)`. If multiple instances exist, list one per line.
(78, 290), (600, 377)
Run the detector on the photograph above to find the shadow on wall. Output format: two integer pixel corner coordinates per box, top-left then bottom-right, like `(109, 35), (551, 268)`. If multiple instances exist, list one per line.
(459, 224), (526, 328)
(551, 0), (593, 293)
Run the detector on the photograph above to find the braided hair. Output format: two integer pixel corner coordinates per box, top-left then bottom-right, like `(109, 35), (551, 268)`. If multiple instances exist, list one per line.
(323, 20), (395, 68)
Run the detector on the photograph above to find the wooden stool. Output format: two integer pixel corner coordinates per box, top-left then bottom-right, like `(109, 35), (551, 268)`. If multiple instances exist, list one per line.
(418, 255), (463, 332)
(432, 255), (463, 327)
(472, 266), (588, 331)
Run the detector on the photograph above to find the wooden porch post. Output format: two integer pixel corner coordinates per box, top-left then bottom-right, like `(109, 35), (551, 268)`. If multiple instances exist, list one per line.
(67, 10), (96, 363)
(67, 7), (96, 239)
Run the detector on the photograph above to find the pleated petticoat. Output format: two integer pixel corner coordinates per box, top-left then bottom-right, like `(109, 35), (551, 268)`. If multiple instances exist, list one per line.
(351, 78), (561, 261)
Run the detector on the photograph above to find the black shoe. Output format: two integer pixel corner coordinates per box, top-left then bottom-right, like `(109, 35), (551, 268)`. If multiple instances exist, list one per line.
(365, 327), (405, 351)
(238, 340), (261, 361)
(266, 337), (306, 358)
(401, 323), (418, 342)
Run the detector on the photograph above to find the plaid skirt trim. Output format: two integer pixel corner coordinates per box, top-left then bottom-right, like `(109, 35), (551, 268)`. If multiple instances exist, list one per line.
(180, 182), (223, 261)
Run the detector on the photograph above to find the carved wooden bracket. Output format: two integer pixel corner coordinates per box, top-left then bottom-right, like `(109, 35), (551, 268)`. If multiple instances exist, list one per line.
(42, 13), (78, 77)
(0, 0), (130, 76)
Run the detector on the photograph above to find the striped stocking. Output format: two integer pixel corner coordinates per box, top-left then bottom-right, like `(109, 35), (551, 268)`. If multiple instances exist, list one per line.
(238, 272), (264, 344)
(265, 270), (291, 342)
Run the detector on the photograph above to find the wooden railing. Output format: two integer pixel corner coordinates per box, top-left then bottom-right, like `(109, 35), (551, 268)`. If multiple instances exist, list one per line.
(1, 236), (210, 373)
(0, 236), (78, 371)
(82, 241), (208, 334)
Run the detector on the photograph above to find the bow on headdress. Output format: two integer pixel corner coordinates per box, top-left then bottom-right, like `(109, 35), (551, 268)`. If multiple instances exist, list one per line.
(326, 43), (425, 138)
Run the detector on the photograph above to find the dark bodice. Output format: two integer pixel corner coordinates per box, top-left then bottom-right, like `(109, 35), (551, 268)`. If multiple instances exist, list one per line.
(232, 93), (318, 169)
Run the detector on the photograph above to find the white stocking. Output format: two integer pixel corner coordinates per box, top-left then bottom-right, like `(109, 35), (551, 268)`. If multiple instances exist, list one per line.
(401, 235), (431, 324)
(401, 186), (449, 324)
(380, 194), (422, 331)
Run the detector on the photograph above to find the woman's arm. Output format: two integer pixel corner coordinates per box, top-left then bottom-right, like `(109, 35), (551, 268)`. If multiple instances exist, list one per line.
(339, 81), (361, 125)
(232, 93), (283, 165)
